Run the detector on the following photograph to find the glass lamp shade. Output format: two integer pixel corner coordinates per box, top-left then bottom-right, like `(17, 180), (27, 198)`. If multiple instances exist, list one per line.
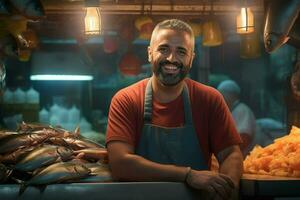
(135, 16), (154, 40)
(237, 7), (254, 34)
(84, 7), (101, 35)
(240, 33), (261, 59)
(189, 22), (202, 37)
(202, 20), (223, 47)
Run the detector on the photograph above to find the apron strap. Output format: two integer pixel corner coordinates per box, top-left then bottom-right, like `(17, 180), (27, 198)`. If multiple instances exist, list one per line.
(143, 78), (194, 126)
(182, 84), (193, 126)
(144, 78), (153, 123)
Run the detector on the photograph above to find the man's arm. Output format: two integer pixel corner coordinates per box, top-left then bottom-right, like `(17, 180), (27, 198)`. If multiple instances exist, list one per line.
(108, 141), (236, 199)
(216, 145), (244, 188)
(107, 141), (188, 181)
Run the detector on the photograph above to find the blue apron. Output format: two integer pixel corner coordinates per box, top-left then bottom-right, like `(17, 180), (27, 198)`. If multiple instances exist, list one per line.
(136, 78), (208, 170)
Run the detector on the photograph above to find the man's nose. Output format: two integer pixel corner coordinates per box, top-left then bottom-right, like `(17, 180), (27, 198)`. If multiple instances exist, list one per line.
(166, 52), (177, 63)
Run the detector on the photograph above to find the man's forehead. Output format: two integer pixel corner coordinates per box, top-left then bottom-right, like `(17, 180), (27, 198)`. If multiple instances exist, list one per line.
(152, 29), (193, 46)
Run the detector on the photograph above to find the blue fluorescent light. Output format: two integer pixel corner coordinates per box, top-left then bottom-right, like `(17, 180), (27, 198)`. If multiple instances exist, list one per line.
(30, 75), (94, 81)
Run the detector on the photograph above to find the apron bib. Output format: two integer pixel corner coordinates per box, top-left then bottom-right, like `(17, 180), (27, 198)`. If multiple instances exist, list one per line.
(136, 78), (208, 170)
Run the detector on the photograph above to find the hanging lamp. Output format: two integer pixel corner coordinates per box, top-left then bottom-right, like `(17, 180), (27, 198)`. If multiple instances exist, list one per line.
(236, 0), (254, 34)
(84, 0), (101, 35)
(202, 1), (223, 47)
(202, 20), (223, 46)
(240, 32), (261, 59)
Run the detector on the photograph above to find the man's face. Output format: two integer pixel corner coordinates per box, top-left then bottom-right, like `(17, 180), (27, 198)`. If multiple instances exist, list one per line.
(148, 29), (195, 86)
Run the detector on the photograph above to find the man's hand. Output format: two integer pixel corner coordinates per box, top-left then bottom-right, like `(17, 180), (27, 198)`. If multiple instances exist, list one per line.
(186, 170), (235, 200)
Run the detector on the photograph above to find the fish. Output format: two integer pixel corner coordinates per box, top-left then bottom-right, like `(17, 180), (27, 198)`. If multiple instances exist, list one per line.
(8, 0), (44, 18)
(0, 146), (35, 164)
(25, 162), (91, 185)
(17, 122), (79, 138)
(0, 0), (11, 14)
(0, 131), (18, 140)
(264, 0), (300, 52)
(74, 148), (108, 162)
(0, 128), (63, 154)
(15, 145), (73, 172)
(48, 136), (104, 150)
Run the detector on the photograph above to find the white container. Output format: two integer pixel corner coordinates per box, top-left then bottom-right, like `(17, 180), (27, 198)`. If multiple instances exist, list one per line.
(13, 88), (26, 104)
(79, 117), (92, 133)
(39, 108), (49, 124)
(26, 87), (40, 104)
(3, 88), (14, 103)
(50, 104), (60, 117)
(68, 105), (80, 124)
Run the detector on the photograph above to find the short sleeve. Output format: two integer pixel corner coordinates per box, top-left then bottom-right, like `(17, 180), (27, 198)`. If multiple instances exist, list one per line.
(208, 92), (242, 154)
(105, 90), (137, 146)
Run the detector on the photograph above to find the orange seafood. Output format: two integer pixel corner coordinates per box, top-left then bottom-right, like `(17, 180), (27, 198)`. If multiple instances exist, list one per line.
(244, 126), (300, 177)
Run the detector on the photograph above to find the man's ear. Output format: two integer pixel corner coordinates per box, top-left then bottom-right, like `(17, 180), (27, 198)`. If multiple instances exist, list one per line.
(189, 52), (195, 68)
(147, 46), (152, 62)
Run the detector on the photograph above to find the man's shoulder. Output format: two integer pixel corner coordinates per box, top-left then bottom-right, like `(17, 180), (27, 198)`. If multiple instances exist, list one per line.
(113, 78), (148, 101)
(185, 78), (222, 100)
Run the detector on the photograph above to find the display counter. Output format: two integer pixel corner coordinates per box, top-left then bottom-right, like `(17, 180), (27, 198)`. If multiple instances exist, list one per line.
(0, 174), (300, 200)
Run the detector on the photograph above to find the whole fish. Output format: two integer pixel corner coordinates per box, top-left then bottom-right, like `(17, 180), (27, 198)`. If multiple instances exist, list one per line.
(0, 0), (11, 14)
(0, 128), (62, 154)
(8, 0), (44, 18)
(25, 162), (90, 185)
(18, 122), (79, 138)
(15, 145), (73, 172)
(0, 146), (35, 164)
(74, 148), (108, 162)
(48, 137), (104, 150)
(264, 0), (300, 52)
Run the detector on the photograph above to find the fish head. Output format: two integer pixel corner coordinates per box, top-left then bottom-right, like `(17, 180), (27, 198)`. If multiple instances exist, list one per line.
(264, 32), (290, 53)
(57, 146), (73, 161)
(74, 164), (91, 177)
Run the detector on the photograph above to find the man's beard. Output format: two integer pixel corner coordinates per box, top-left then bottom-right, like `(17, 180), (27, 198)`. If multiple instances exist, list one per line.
(153, 60), (190, 86)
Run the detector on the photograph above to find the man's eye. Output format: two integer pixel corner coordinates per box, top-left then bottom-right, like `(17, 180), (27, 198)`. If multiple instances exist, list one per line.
(158, 48), (168, 54)
(178, 50), (187, 56)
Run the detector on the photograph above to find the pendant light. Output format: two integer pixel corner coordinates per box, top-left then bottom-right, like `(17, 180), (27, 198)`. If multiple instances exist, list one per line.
(84, 0), (101, 35)
(236, 1), (254, 34)
(240, 32), (261, 59)
(202, 0), (223, 47)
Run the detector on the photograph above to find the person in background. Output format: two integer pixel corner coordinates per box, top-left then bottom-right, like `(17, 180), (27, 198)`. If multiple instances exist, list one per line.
(106, 19), (243, 200)
(217, 80), (256, 157)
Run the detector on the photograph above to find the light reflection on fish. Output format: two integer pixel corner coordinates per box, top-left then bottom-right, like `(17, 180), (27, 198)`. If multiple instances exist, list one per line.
(25, 162), (90, 185)
(0, 128), (63, 154)
(15, 145), (73, 172)
(8, 0), (44, 18)
(0, 146), (35, 164)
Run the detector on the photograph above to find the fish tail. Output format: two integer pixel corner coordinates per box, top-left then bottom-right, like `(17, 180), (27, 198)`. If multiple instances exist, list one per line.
(18, 182), (27, 195)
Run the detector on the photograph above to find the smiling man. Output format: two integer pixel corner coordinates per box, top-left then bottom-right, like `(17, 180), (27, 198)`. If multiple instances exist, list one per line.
(106, 19), (243, 200)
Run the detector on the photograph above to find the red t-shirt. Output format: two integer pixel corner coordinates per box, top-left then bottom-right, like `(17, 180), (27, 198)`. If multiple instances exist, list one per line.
(106, 78), (241, 164)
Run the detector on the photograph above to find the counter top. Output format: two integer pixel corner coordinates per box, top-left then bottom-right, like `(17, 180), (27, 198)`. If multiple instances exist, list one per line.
(0, 175), (300, 200)
(241, 174), (300, 197)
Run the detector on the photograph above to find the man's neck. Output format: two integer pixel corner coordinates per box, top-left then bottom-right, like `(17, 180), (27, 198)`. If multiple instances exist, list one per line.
(151, 75), (184, 103)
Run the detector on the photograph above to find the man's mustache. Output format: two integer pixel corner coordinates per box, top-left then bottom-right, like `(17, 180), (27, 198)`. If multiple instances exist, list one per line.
(159, 60), (183, 68)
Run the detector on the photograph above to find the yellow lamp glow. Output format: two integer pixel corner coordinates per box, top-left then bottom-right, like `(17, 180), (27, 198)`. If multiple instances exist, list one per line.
(84, 7), (101, 35)
(237, 7), (254, 34)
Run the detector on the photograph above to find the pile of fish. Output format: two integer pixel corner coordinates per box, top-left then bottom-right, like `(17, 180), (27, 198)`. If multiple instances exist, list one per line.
(0, 122), (112, 188)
